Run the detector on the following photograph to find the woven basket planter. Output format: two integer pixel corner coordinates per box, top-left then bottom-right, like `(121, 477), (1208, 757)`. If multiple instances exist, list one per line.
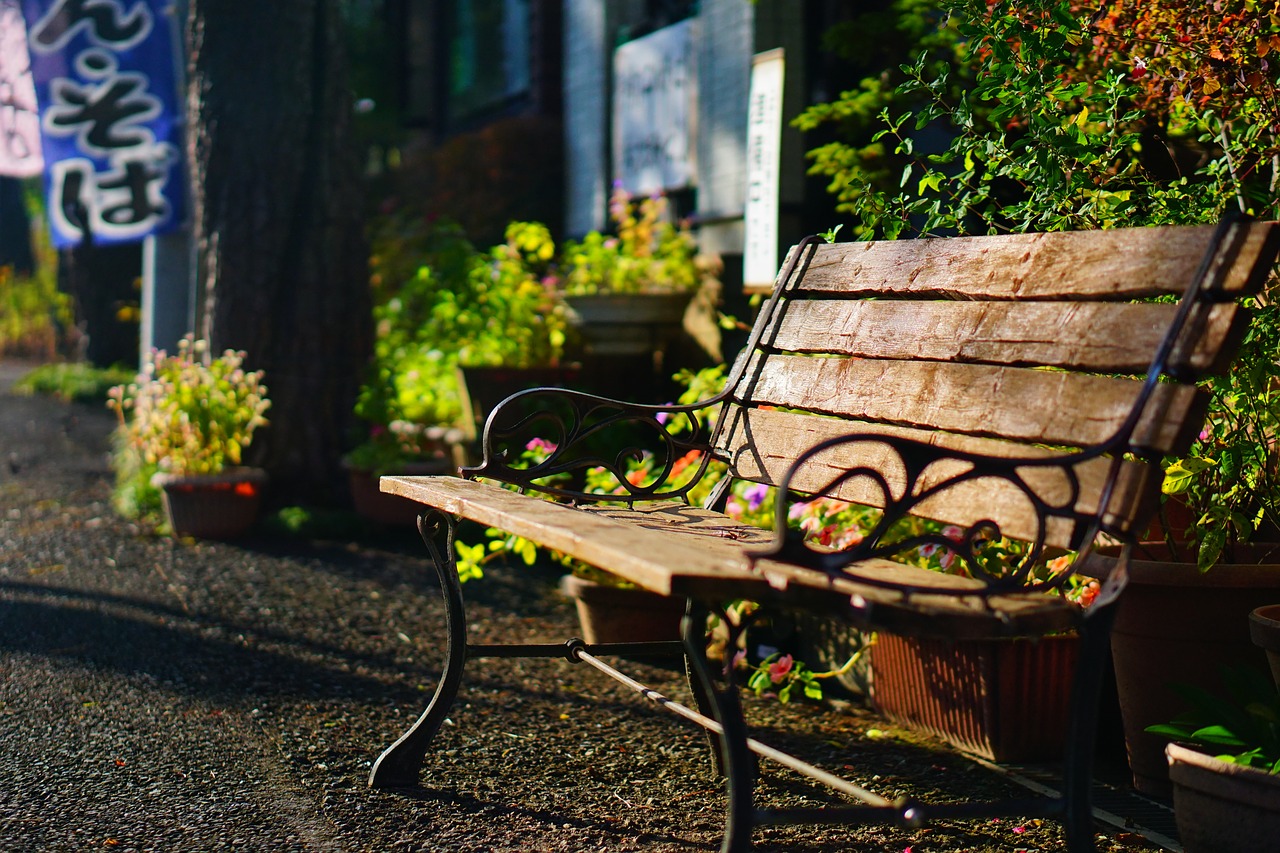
(151, 467), (267, 539)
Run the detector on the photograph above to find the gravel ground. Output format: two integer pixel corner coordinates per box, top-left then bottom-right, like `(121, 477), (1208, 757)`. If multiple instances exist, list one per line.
(0, 361), (1168, 852)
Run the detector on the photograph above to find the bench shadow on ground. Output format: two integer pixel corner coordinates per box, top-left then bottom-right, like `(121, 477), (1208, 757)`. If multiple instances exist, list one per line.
(0, 581), (417, 703)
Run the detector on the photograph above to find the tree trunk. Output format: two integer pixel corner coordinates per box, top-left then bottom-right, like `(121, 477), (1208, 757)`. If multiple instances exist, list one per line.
(187, 0), (371, 504)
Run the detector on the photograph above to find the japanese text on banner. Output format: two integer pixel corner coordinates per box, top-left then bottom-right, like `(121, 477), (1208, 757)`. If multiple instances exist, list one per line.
(0, 0), (42, 176)
(22, 0), (183, 247)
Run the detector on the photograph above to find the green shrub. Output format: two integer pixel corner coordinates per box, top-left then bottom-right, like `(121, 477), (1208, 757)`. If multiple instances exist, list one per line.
(13, 363), (134, 404)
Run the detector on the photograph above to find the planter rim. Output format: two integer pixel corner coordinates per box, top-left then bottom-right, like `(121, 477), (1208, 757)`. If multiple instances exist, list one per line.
(1251, 603), (1280, 628)
(560, 572), (656, 600)
(1167, 742), (1280, 809)
(342, 459), (452, 476)
(1250, 604), (1280, 650)
(1092, 551), (1280, 587)
(151, 466), (268, 488)
(563, 291), (695, 304)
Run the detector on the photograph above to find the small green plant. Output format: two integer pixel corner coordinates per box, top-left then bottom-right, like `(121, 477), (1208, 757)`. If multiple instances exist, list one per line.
(1146, 666), (1280, 774)
(106, 338), (270, 517)
(0, 190), (73, 358)
(14, 362), (134, 404)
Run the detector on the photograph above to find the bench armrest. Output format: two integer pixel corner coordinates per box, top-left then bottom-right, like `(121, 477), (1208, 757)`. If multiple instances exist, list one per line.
(462, 386), (721, 504)
(750, 429), (1137, 602)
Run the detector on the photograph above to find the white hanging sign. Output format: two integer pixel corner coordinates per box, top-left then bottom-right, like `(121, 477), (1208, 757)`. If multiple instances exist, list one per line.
(743, 48), (784, 288)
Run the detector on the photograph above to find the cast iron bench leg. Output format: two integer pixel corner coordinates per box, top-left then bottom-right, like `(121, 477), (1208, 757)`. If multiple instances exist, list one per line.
(369, 510), (467, 788)
(1061, 602), (1115, 853)
(684, 603), (755, 853)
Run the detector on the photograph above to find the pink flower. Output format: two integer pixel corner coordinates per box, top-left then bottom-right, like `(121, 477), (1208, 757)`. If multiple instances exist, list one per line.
(768, 655), (794, 684)
(732, 649), (747, 669)
(525, 438), (557, 454)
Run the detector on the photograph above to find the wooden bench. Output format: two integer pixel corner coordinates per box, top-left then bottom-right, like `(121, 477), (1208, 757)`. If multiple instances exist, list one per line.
(369, 216), (1280, 852)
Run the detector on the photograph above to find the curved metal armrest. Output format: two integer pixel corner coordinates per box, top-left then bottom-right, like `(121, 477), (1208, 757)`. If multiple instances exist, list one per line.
(749, 430), (1133, 599)
(462, 385), (721, 504)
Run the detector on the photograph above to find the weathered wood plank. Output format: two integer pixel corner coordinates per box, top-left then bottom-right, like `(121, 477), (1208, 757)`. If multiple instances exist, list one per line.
(381, 475), (1079, 639)
(714, 407), (1161, 549)
(765, 300), (1244, 375)
(734, 352), (1206, 454)
(789, 222), (1278, 300)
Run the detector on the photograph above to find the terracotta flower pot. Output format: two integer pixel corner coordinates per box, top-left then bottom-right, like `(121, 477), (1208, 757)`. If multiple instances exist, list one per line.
(1099, 549), (1280, 796)
(151, 467), (267, 539)
(558, 574), (685, 645)
(346, 461), (452, 528)
(870, 632), (1079, 762)
(1167, 742), (1280, 853)
(1249, 604), (1280, 690)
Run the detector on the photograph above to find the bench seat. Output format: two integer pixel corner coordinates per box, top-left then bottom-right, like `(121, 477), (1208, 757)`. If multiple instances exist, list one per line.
(384, 474), (1082, 640)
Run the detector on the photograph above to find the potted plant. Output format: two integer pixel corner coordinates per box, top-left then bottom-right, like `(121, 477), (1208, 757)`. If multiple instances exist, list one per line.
(107, 337), (270, 539)
(348, 217), (572, 523)
(557, 185), (715, 358)
(1146, 666), (1280, 852)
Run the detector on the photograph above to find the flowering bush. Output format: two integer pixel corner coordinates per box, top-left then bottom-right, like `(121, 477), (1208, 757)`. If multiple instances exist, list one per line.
(107, 338), (271, 478)
(357, 217), (570, 469)
(559, 186), (707, 296)
(801, 0), (1280, 569)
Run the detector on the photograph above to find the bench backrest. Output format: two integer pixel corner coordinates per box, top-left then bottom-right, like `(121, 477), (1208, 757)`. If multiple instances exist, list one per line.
(712, 222), (1280, 551)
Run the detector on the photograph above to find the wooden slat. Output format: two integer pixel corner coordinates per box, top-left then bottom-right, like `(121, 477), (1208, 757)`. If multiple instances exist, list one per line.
(381, 475), (1080, 639)
(766, 300), (1244, 375)
(714, 407), (1161, 549)
(735, 351), (1206, 454)
(790, 222), (1278, 300)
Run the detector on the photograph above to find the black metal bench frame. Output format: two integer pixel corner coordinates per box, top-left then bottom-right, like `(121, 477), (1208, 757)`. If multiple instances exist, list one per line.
(368, 215), (1274, 853)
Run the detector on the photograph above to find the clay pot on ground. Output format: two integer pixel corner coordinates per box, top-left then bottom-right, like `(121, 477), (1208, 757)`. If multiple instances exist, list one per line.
(1166, 742), (1280, 853)
(558, 573), (686, 645)
(1100, 547), (1280, 796)
(345, 459), (455, 529)
(1249, 604), (1280, 689)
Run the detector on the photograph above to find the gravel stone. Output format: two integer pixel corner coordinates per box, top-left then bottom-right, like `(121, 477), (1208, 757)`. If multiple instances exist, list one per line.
(0, 362), (1166, 852)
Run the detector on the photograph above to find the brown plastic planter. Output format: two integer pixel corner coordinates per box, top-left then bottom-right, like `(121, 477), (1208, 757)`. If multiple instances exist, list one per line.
(871, 632), (1079, 762)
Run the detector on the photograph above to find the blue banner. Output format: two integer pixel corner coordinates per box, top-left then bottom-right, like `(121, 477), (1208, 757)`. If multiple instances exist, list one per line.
(21, 0), (183, 247)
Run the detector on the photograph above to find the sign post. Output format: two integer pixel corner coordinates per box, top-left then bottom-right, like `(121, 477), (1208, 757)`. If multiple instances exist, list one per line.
(743, 48), (784, 289)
